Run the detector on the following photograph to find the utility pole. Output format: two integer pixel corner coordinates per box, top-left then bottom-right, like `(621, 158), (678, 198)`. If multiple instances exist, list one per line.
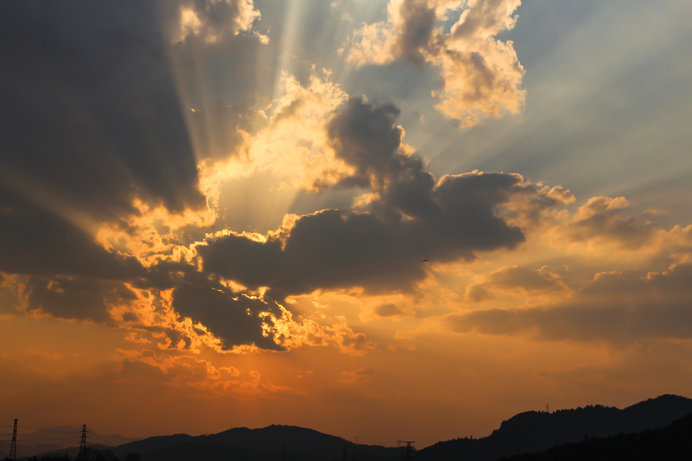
(8, 419), (17, 461)
(77, 424), (87, 460)
(397, 440), (415, 461)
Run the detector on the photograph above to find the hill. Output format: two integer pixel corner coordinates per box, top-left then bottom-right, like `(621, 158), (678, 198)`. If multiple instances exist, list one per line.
(26, 394), (692, 461)
(502, 412), (692, 461)
(417, 394), (692, 461)
(112, 425), (400, 461)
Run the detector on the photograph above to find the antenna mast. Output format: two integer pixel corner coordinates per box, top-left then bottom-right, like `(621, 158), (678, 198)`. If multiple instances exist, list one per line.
(78, 424), (87, 460)
(8, 419), (17, 461)
(397, 440), (415, 461)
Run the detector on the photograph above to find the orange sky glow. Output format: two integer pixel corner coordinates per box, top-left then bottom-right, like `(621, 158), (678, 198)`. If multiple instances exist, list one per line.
(1, 0), (692, 449)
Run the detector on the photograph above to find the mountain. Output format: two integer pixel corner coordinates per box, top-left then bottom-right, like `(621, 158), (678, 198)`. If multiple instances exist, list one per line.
(502, 412), (692, 461)
(417, 394), (692, 461)
(26, 394), (692, 461)
(112, 425), (401, 461)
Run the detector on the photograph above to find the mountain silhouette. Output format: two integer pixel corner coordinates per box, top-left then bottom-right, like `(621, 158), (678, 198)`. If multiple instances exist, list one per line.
(502, 411), (692, 461)
(27, 394), (692, 461)
(418, 394), (692, 461)
(111, 425), (400, 461)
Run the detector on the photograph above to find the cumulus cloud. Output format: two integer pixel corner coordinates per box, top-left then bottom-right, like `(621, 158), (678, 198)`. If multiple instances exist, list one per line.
(345, 0), (525, 126)
(174, 0), (262, 44)
(562, 196), (656, 248)
(196, 73), (351, 202)
(200, 98), (565, 298)
(0, 1), (286, 351)
(453, 263), (692, 343)
(7, 1), (686, 361)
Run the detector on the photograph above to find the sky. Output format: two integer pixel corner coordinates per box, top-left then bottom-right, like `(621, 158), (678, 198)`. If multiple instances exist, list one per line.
(1, 0), (692, 449)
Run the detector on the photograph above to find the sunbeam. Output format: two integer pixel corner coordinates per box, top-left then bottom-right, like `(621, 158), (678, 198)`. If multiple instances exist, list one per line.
(2, 0), (692, 454)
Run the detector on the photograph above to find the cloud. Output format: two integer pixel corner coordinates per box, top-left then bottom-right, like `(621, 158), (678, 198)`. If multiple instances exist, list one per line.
(465, 265), (568, 302)
(345, 0), (525, 126)
(196, 73), (350, 201)
(452, 263), (692, 343)
(174, 0), (262, 44)
(340, 367), (375, 383)
(0, 1), (288, 351)
(254, 303), (377, 355)
(0, 2), (206, 218)
(0, 189), (145, 279)
(171, 280), (283, 351)
(562, 196), (656, 248)
(200, 98), (565, 297)
(24, 276), (136, 323)
(375, 303), (405, 317)
(392, 0), (438, 65)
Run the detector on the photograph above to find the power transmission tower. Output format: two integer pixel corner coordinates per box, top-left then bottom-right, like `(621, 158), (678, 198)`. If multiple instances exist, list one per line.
(397, 440), (415, 461)
(77, 424), (87, 460)
(8, 419), (17, 461)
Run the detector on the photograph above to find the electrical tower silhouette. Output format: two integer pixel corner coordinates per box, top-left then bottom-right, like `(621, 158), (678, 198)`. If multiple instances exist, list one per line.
(77, 424), (87, 460)
(398, 440), (415, 461)
(7, 419), (17, 461)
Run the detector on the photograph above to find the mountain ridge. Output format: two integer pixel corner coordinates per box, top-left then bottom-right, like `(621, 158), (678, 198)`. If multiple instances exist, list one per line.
(418, 394), (692, 461)
(28, 394), (692, 461)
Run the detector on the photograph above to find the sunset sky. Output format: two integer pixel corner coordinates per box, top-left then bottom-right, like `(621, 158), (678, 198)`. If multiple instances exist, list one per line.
(1, 0), (692, 448)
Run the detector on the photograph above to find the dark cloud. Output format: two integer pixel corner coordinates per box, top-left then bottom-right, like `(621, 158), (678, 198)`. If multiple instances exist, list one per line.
(0, 185), (145, 322)
(200, 98), (563, 297)
(0, 2), (279, 350)
(201, 209), (426, 296)
(393, 0), (437, 65)
(453, 263), (692, 342)
(0, 1), (205, 217)
(326, 97), (435, 204)
(25, 276), (136, 323)
(0, 188), (144, 279)
(136, 261), (284, 350)
(375, 303), (404, 317)
(172, 282), (282, 351)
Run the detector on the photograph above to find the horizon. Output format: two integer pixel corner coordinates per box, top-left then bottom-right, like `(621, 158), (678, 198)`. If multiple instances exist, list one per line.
(5, 393), (691, 454)
(1, 0), (692, 451)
